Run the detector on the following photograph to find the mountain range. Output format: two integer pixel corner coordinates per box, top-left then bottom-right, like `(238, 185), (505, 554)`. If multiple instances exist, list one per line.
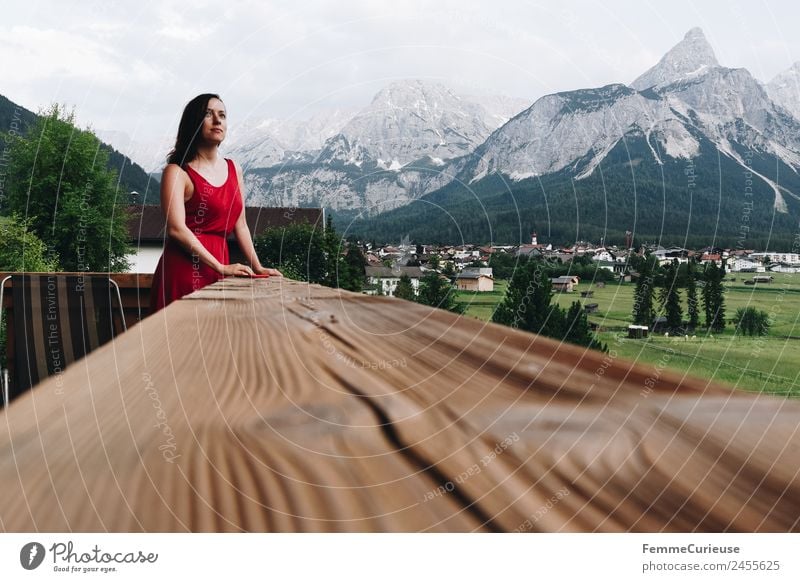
(88, 27), (800, 247)
(347, 28), (800, 247)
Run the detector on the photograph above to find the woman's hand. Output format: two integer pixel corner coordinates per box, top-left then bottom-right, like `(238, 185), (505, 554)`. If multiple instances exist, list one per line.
(254, 265), (283, 277)
(218, 263), (255, 277)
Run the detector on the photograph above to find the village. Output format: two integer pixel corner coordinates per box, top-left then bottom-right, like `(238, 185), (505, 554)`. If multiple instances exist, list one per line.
(361, 231), (795, 297)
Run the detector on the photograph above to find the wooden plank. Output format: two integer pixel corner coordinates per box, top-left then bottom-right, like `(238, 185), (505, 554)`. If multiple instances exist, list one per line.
(1, 276), (799, 532)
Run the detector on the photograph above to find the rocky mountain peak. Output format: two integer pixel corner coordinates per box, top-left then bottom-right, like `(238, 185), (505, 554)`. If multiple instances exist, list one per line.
(335, 79), (514, 166)
(767, 62), (800, 121)
(631, 27), (720, 91)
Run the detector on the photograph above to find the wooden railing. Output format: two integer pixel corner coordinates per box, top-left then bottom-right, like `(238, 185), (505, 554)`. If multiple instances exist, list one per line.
(1, 275), (799, 531)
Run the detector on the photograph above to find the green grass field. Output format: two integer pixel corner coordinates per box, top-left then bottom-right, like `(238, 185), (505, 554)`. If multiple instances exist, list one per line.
(456, 273), (800, 395)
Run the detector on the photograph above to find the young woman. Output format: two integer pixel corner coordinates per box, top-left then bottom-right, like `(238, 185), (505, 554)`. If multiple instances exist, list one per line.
(149, 93), (281, 313)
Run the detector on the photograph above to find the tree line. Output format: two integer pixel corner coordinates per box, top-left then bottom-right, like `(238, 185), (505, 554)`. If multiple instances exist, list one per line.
(630, 254), (726, 332)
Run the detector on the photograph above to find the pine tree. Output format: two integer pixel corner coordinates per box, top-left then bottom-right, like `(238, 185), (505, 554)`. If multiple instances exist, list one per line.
(658, 259), (683, 331)
(394, 273), (415, 300)
(632, 253), (658, 326)
(340, 244), (367, 291)
(493, 261), (606, 352)
(416, 271), (465, 314)
(686, 258), (700, 329)
(563, 301), (607, 352)
(702, 261), (726, 331)
(493, 261), (560, 337)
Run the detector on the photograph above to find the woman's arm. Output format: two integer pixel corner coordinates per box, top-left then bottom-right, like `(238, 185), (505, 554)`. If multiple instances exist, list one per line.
(161, 163), (253, 277)
(231, 160), (282, 276)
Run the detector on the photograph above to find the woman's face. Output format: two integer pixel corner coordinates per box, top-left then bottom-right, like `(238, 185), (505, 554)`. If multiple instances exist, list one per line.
(201, 97), (227, 145)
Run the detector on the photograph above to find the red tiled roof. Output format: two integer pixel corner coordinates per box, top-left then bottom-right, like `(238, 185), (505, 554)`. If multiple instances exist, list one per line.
(127, 205), (324, 243)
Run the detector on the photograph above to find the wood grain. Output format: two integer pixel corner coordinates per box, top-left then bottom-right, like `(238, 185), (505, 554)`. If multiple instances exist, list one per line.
(1, 276), (799, 532)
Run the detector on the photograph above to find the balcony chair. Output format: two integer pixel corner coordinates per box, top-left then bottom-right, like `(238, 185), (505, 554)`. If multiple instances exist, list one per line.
(0, 274), (126, 407)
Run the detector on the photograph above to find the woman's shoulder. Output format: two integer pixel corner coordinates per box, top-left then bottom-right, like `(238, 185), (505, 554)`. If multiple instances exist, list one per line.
(162, 163), (190, 178)
(226, 158), (246, 182)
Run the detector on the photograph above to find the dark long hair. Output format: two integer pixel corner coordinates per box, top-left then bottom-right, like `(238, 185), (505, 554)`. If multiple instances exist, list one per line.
(166, 93), (221, 166)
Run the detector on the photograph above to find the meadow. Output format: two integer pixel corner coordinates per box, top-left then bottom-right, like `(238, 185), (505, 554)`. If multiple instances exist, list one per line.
(456, 273), (800, 396)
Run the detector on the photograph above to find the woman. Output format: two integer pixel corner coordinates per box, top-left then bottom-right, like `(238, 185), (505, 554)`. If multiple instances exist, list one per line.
(150, 93), (281, 313)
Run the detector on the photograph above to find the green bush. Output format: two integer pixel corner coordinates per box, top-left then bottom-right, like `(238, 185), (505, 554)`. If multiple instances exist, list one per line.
(732, 307), (771, 336)
(0, 215), (59, 271)
(0, 215), (60, 369)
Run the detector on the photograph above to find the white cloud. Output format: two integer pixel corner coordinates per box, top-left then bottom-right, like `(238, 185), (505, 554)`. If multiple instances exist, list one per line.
(0, 0), (798, 145)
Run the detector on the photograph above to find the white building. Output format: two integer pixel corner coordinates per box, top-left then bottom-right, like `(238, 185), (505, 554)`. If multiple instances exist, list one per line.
(728, 258), (765, 273)
(364, 266), (424, 297)
(750, 252), (800, 265)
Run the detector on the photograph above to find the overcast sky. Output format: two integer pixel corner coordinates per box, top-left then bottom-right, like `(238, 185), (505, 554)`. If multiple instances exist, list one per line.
(1, 0), (798, 151)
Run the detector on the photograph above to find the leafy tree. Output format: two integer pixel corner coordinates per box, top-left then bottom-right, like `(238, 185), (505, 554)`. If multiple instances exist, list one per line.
(442, 261), (455, 279)
(685, 258), (700, 329)
(394, 273), (415, 300)
(658, 259), (683, 331)
(416, 271), (465, 314)
(0, 215), (59, 271)
(702, 261), (726, 331)
(255, 216), (359, 288)
(732, 307), (770, 336)
(255, 221), (328, 283)
(487, 251), (521, 279)
(631, 253), (658, 326)
(6, 104), (131, 272)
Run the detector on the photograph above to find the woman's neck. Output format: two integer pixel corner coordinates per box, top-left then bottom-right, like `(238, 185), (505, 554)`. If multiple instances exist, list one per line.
(193, 144), (220, 167)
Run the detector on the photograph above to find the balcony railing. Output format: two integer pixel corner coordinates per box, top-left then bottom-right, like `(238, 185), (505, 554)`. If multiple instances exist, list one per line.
(1, 274), (799, 531)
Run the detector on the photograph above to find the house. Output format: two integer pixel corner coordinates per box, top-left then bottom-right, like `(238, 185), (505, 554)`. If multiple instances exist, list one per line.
(653, 247), (691, 265)
(700, 253), (723, 265)
(516, 244), (544, 258)
(551, 275), (580, 292)
(750, 252), (800, 265)
(729, 257), (765, 272)
(591, 248), (616, 263)
(452, 247), (480, 261)
(126, 205), (325, 273)
(364, 266), (424, 297)
(455, 268), (494, 292)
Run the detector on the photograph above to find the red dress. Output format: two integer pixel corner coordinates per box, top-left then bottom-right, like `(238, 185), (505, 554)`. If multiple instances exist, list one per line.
(149, 158), (243, 313)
